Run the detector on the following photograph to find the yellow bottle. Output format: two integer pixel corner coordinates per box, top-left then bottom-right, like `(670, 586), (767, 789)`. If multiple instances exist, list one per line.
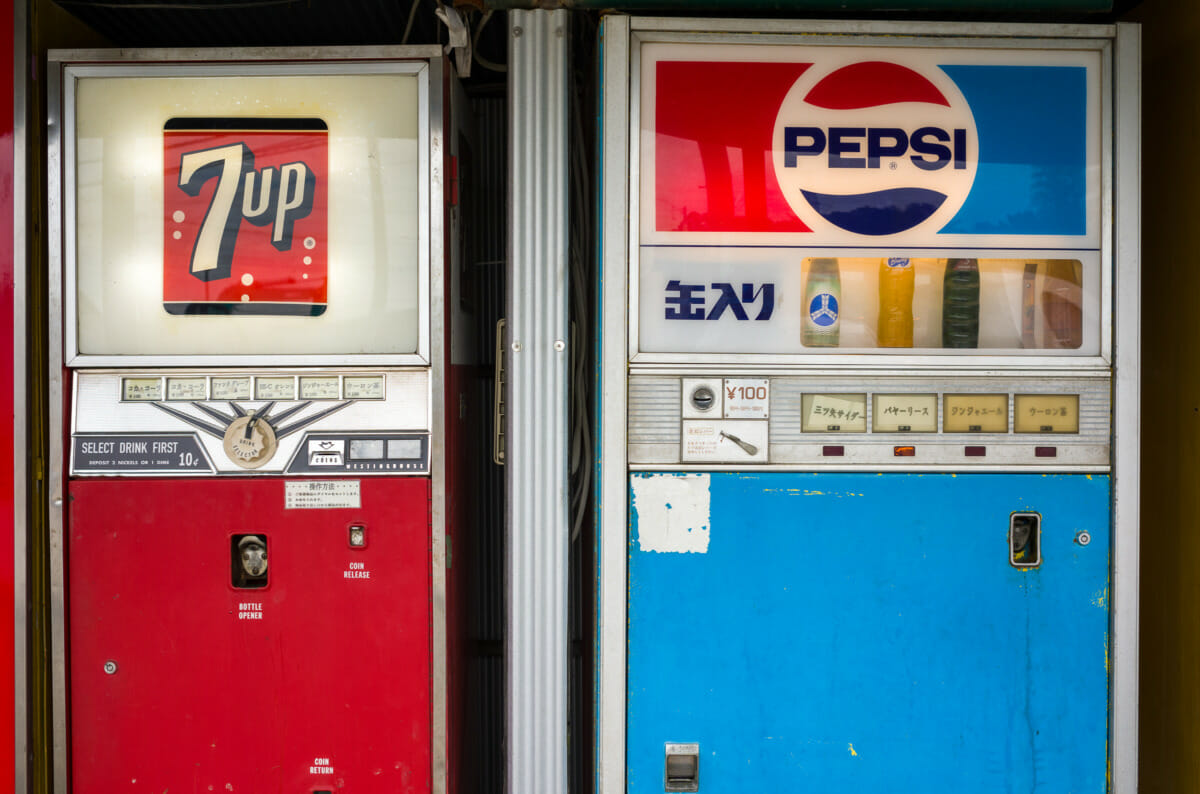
(877, 257), (915, 347)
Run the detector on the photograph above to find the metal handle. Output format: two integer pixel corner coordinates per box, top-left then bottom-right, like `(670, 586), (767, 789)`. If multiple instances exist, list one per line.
(664, 743), (700, 792)
(493, 318), (506, 466)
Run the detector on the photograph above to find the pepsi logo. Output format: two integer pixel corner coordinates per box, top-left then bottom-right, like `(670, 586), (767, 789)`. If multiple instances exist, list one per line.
(772, 55), (978, 237)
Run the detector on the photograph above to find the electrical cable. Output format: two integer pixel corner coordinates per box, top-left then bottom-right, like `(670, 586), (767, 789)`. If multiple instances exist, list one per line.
(568, 30), (594, 544)
(472, 9), (507, 74)
(401, 0), (421, 45)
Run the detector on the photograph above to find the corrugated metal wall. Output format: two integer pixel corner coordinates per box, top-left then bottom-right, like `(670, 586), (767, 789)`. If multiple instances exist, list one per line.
(505, 9), (570, 794)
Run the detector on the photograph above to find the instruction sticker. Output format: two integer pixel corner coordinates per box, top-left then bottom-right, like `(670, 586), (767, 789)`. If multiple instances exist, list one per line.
(681, 420), (769, 463)
(285, 480), (361, 509)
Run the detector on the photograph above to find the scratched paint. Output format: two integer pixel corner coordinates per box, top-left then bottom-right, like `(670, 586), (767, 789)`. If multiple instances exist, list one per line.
(630, 473), (711, 553)
(627, 472), (1110, 793)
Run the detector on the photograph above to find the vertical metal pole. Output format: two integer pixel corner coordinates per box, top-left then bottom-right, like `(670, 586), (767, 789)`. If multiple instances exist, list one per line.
(1111, 21), (1141, 794)
(506, 9), (569, 794)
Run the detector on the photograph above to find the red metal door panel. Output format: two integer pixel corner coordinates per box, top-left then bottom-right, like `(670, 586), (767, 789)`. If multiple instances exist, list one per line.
(67, 477), (431, 793)
(1, 0), (15, 787)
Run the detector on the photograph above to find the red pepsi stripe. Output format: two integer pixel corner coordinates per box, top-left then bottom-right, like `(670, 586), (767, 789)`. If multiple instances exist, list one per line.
(655, 61), (812, 233)
(804, 62), (949, 109)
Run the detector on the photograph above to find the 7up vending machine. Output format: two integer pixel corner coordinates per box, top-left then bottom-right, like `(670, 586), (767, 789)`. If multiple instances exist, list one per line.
(597, 19), (1140, 794)
(46, 48), (476, 793)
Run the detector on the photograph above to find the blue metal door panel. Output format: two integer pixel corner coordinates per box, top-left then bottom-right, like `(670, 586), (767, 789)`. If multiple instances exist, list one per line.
(627, 472), (1109, 793)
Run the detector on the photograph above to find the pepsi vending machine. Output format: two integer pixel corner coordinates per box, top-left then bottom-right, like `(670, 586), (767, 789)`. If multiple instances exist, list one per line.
(597, 19), (1140, 793)
(46, 49), (475, 793)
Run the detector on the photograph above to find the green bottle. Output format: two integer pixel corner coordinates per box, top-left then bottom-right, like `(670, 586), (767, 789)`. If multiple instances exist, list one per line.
(942, 258), (980, 349)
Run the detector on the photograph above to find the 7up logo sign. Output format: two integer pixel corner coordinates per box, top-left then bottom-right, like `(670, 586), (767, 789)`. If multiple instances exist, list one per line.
(163, 118), (329, 316)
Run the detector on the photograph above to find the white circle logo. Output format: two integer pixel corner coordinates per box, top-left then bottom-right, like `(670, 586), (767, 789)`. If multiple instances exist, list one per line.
(772, 56), (978, 237)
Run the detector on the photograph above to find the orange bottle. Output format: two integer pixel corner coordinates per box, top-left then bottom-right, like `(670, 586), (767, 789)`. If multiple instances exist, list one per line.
(877, 257), (914, 347)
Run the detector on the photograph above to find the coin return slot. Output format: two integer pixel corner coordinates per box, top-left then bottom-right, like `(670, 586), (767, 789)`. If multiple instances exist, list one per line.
(893, 446), (915, 457)
(664, 743), (699, 792)
(232, 534), (268, 589)
(965, 446), (987, 457)
(822, 446), (844, 457)
(1035, 446), (1057, 458)
(1010, 512), (1041, 568)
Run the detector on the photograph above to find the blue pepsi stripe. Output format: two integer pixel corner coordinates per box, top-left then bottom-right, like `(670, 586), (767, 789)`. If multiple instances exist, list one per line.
(801, 187), (947, 236)
(939, 65), (1087, 236)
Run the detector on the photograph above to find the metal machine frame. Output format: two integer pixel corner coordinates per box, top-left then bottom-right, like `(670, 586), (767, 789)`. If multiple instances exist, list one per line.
(597, 17), (1140, 793)
(45, 45), (453, 794)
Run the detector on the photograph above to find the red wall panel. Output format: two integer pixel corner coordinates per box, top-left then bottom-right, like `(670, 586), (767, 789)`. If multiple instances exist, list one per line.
(1, 0), (17, 788)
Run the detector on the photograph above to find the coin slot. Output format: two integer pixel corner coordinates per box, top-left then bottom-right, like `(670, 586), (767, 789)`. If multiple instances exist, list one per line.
(690, 386), (715, 413)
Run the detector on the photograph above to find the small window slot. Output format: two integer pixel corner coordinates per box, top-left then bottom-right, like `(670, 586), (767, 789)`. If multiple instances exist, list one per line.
(232, 534), (268, 589)
(1009, 513), (1041, 568)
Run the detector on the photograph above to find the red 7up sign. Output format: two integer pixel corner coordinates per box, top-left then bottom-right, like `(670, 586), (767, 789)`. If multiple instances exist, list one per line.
(163, 118), (328, 316)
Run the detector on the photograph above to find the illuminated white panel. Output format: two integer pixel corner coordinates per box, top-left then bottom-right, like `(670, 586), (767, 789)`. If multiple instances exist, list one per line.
(72, 72), (422, 357)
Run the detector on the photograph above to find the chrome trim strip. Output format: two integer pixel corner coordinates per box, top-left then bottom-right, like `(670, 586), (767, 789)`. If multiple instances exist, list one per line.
(631, 18), (1115, 38)
(46, 53), (69, 794)
(1111, 22), (1141, 794)
(596, 14), (631, 794)
(427, 54), (448, 794)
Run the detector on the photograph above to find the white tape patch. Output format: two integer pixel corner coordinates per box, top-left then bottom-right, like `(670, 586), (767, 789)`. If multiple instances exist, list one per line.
(631, 473), (711, 554)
